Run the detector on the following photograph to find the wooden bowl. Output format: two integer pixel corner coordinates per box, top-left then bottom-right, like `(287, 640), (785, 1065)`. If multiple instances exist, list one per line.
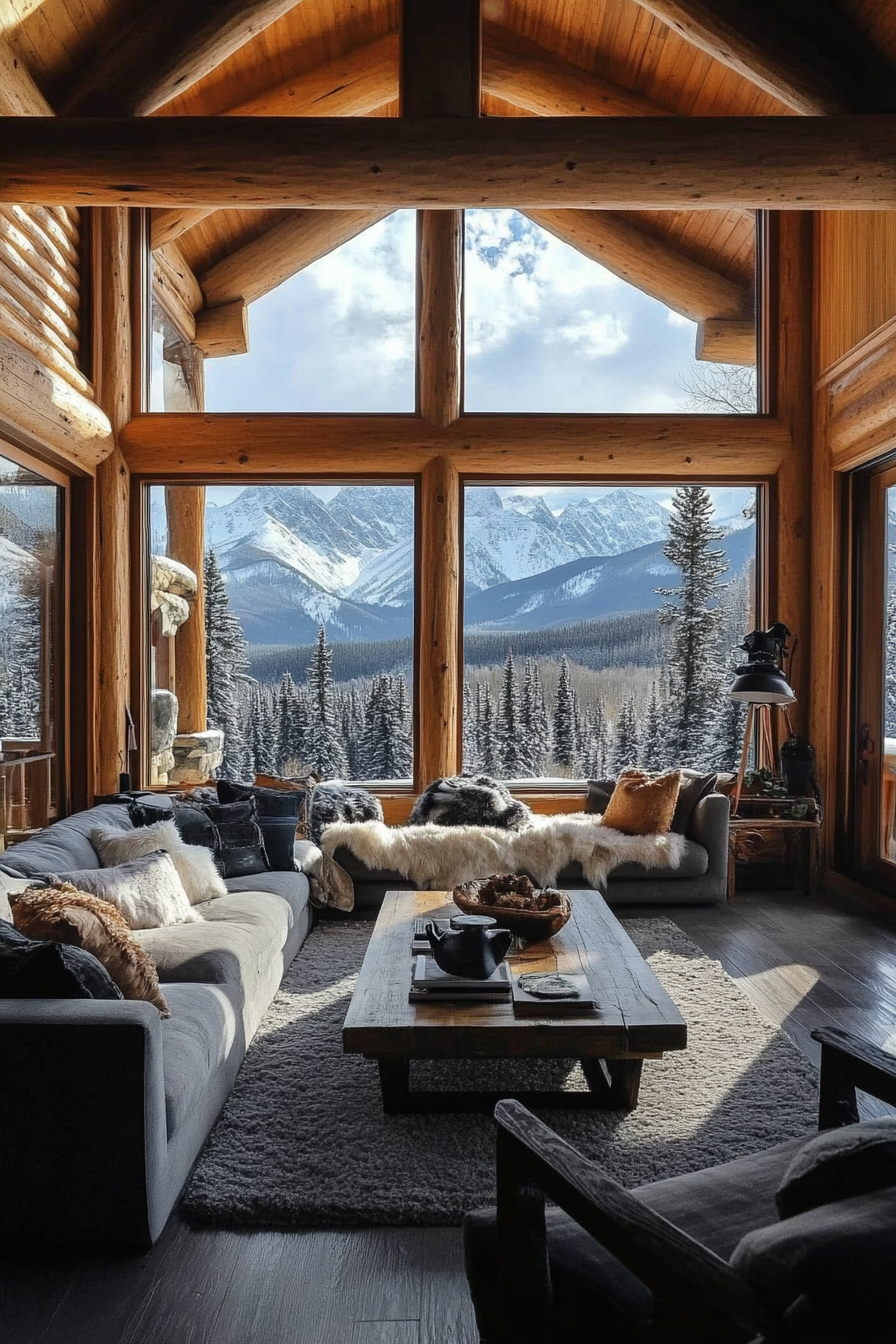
(452, 879), (572, 941)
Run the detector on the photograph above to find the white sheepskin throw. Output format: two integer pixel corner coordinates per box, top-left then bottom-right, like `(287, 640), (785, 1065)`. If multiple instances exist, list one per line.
(320, 813), (687, 891)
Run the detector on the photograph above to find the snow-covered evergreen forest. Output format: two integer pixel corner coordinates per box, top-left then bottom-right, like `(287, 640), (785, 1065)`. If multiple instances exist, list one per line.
(0, 474), (57, 743)
(200, 484), (761, 783)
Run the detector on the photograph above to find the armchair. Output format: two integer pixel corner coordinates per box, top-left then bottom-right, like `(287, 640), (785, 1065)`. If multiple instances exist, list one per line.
(463, 1026), (896, 1343)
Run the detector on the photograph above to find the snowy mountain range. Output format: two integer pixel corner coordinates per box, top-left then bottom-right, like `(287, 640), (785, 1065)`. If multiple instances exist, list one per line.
(147, 484), (754, 645)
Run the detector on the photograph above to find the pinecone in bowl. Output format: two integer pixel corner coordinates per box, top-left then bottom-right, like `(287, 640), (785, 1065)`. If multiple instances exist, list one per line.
(452, 874), (572, 941)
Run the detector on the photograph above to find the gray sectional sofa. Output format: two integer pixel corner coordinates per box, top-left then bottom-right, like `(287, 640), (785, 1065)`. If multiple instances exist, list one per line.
(332, 792), (731, 914)
(0, 803), (312, 1251)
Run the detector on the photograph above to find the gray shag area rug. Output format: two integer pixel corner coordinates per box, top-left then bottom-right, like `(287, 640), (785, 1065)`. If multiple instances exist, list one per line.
(182, 918), (819, 1228)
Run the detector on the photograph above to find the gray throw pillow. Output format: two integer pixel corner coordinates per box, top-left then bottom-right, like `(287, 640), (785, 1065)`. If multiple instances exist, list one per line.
(585, 778), (615, 815)
(42, 851), (202, 930)
(670, 770), (718, 834)
(776, 1119), (896, 1219)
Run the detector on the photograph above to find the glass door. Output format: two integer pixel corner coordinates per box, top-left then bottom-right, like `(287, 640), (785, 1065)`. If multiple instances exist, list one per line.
(853, 461), (896, 889)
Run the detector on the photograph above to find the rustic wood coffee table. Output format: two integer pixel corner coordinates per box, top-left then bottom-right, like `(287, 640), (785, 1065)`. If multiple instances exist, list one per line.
(342, 889), (686, 1114)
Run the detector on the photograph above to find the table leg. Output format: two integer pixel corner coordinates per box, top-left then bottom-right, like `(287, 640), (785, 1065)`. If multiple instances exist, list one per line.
(378, 1058), (411, 1114)
(580, 1058), (643, 1110)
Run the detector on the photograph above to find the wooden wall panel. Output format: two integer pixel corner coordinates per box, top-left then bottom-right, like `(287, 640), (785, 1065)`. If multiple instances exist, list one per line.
(816, 213), (896, 376)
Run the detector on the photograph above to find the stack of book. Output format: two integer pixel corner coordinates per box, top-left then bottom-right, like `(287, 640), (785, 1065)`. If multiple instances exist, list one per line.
(408, 954), (512, 1004)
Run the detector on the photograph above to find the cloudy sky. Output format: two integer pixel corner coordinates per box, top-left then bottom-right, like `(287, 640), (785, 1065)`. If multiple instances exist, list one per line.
(202, 208), (752, 415)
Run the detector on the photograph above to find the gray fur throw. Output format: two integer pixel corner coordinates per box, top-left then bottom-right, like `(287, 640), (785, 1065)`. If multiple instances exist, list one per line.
(308, 782), (384, 846)
(408, 774), (532, 831)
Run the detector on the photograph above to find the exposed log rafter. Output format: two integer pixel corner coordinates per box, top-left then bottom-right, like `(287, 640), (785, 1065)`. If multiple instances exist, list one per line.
(198, 209), (391, 308)
(6, 116), (894, 210)
(224, 32), (399, 118)
(151, 208), (215, 251)
(525, 208), (754, 364)
(0, 37), (54, 116)
(632, 0), (896, 115)
(61, 0), (306, 117)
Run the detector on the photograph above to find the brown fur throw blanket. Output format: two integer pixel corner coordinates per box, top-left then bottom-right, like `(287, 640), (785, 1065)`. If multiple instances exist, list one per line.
(313, 813), (687, 911)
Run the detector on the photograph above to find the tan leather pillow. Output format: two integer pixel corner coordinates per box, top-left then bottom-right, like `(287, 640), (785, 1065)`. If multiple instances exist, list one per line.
(601, 769), (682, 836)
(10, 884), (169, 1016)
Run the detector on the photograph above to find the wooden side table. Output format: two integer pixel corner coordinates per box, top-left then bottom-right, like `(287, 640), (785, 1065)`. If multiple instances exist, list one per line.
(728, 815), (822, 899)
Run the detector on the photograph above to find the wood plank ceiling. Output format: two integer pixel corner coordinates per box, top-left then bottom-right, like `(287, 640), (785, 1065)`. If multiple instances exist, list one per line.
(4, 0), (896, 365)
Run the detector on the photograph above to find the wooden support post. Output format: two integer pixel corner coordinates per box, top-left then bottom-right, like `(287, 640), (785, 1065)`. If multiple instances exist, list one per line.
(771, 213), (813, 738)
(416, 210), (463, 427)
(403, 0), (479, 430)
(93, 209), (132, 797)
(164, 486), (207, 735)
(417, 457), (460, 789)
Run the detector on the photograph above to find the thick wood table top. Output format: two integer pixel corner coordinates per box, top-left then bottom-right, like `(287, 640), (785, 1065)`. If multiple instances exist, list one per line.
(342, 889), (686, 1061)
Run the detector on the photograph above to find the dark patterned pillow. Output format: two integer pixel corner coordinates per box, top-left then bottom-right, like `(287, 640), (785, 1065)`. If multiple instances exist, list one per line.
(0, 918), (123, 1001)
(585, 778), (615, 816)
(253, 774), (317, 839)
(128, 797), (270, 878)
(216, 781), (302, 871)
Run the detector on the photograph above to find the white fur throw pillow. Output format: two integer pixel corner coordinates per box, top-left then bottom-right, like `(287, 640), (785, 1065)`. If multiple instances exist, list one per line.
(43, 851), (201, 930)
(91, 820), (228, 906)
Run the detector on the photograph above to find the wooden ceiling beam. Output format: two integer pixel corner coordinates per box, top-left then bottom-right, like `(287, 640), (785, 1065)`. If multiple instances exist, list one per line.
(0, 37), (54, 116)
(4, 116), (896, 210)
(198, 208), (391, 307)
(525, 207), (751, 324)
(61, 0), (306, 117)
(482, 23), (668, 119)
(224, 32), (398, 118)
(632, 0), (896, 115)
(119, 411), (790, 477)
(194, 299), (248, 358)
(151, 208), (215, 251)
(696, 318), (755, 365)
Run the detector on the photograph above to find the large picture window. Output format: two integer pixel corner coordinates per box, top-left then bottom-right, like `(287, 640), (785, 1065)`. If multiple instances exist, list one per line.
(147, 483), (415, 787)
(0, 448), (64, 836)
(463, 210), (757, 414)
(462, 482), (758, 782)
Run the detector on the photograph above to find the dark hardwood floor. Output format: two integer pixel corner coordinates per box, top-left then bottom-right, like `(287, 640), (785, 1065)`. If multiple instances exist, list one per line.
(4, 885), (896, 1344)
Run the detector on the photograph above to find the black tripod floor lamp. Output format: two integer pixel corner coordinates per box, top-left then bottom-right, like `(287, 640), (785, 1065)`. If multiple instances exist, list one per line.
(729, 623), (796, 817)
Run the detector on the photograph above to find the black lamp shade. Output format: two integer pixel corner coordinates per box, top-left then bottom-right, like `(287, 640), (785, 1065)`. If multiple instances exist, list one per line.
(729, 663), (796, 704)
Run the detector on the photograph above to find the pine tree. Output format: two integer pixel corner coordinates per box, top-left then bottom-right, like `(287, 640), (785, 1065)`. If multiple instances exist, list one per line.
(582, 696), (609, 777)
(496, 648), (523, 777)
(656, 486), (729, 768)
(276, 671), (307, 773)
(304, 624), (348, 779)
(552, 654), (581, 774)
(204, 549), (251, 780)
(249, 685), (278, 775)
(519, 658), (549, 778)
(478, 682), (498, 776)
(611, 694), (641, 774)
(462, 679), (478, 771)
(393, 674), (413, 779)
(640, 682), (664, 768)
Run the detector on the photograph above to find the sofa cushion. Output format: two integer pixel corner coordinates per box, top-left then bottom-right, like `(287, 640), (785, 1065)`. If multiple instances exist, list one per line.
(159, 982), (242, 1140)
(671, 771), (718, 834)
(92, 819), (228, 907)
(730, 1185), (896, 1325)
(42, 852), (200, 930)
(0, 803), (133, 878)
(602, 769), (682, 836)
(0, 917), (123, 1002)
(135, 875), (306, 992)
(10, 884), (170, 1016)
(775, 1119), (896, 1219)
(634, 1135), (805, 1261)
(217, 780), (303, 871)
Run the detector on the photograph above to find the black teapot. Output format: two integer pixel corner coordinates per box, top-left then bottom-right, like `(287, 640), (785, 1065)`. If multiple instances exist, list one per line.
(425, 914), (513, 980)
